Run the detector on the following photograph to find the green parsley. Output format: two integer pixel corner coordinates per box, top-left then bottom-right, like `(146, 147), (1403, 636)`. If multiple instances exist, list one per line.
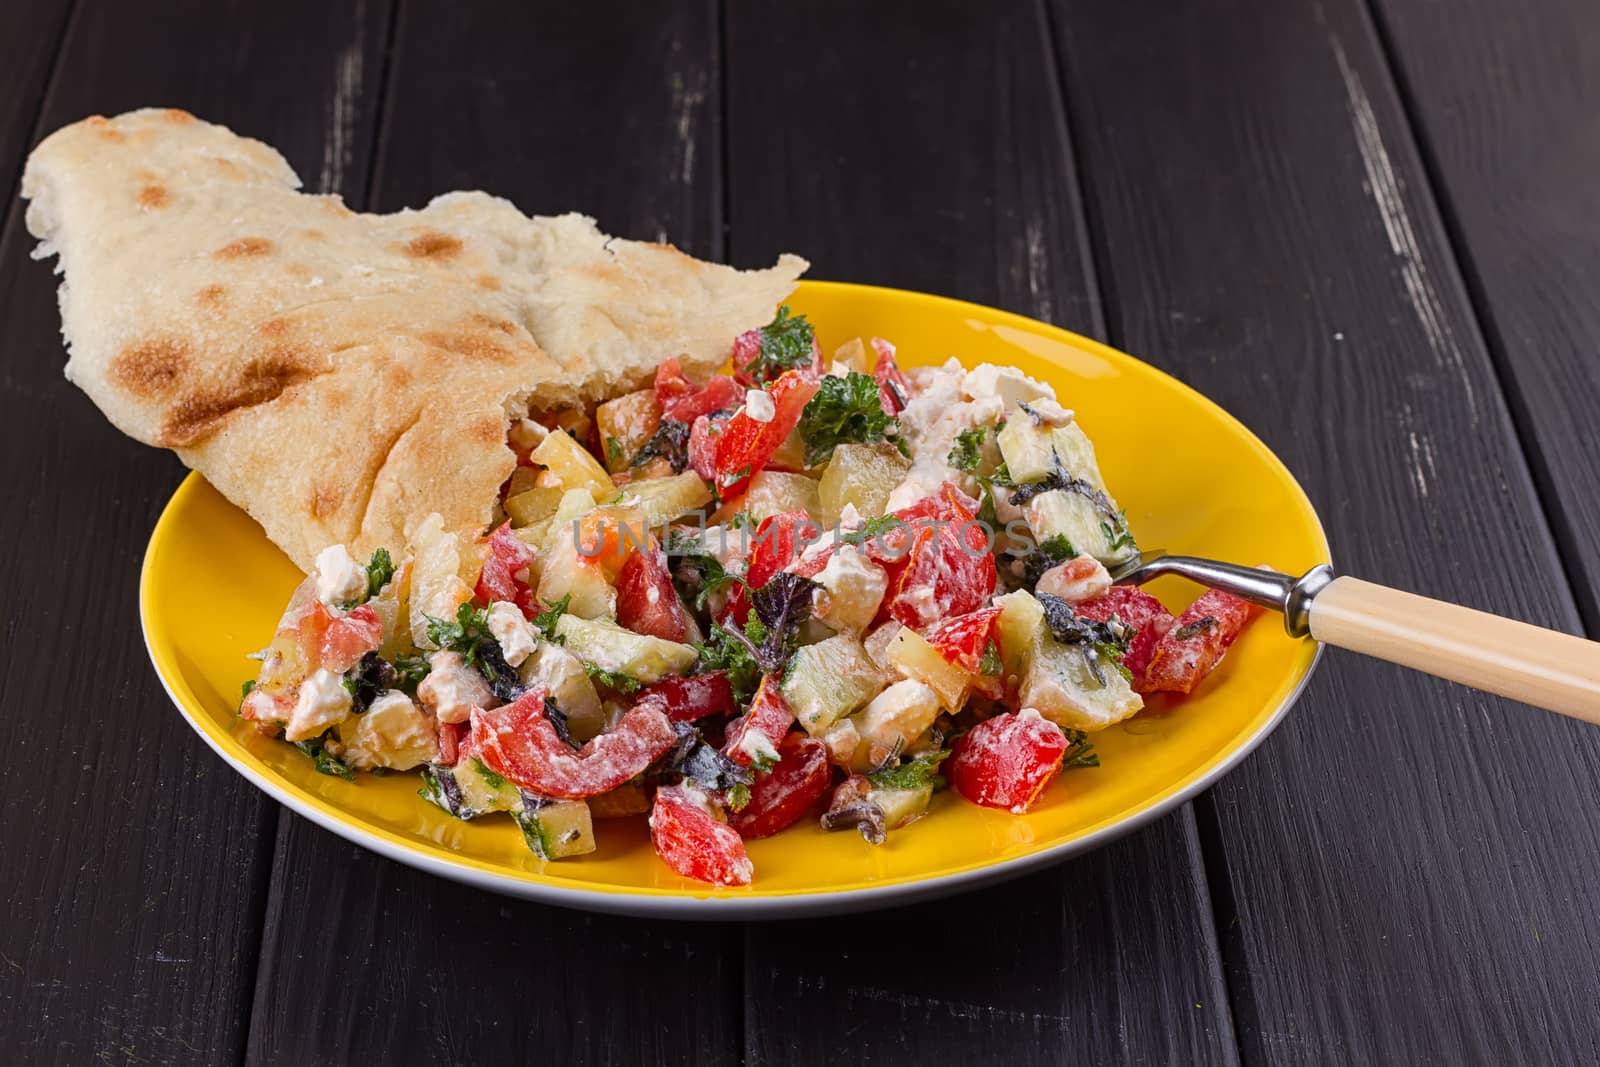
(472, 757), (507, 791)
(532, 594), (572, 642)
(1062, 729), (1100, 770)
(1038, 534), (1076, 562)
(1101, 514), (1137, 553)
(392, 654), (431, 696)
(693, 616), (766, 704)
(977, 640), (1002, 677)
(1025, 533), (1078, 587)
(839, 513), (905, 548)
(726, 782), (752, 812)
(584, 663), (642, 694)
(363, 549), (396, 600)
(867, 750), (950, 793)
(947, 426), (987, 473)
(293, 734), (355, 781)
(746, 305), (817, 386)
(797, 372), (899, 466)
(605, 436), (626, 468)
(425, 602), (521, 700)
(237, 679), (256, 717)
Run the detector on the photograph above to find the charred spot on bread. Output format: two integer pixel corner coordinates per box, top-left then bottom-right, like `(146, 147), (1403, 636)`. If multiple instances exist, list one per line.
(159, 109), (195, 124)
(157, 348), (318, 445)
(215, 236), (275, 258)
(400, 230), (463, 260)
(308, 482), (345, 520)
(137, 184), (170, 210)
(476, 273), (502, 290)
(418, 317), (519, 363)
(86, 116), (124, 142)
(111, 336), (191, 398)
(196, 284), (227, 308)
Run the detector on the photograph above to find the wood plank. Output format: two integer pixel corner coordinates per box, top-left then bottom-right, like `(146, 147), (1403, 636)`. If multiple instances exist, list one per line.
(726, 4), (1238, 1064)
(242, 4), (743, 1065)
(0, 1), (75, 221)
(0, 1), (392, 1064)
(1046, 0), (1600, 1061)
(1368, 0), (1600, 631)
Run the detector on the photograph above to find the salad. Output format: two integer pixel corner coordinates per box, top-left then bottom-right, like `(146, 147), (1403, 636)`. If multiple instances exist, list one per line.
(238, 307), (1257, 887)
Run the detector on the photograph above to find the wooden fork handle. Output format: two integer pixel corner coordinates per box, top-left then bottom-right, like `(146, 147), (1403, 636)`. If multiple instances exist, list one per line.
(1307, 577), (1600, 724)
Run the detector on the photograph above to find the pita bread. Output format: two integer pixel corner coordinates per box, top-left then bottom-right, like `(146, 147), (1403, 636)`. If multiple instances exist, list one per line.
(21, 108), (805, 571)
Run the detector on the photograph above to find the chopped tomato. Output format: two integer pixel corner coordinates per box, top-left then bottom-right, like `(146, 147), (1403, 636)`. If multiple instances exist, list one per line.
(871, 338), (911, 415)
(725, 510), (822, 623)
(475, 521), (538, 615)
(722, 677), (794, 767)
(711, 369), (819, 497)
(1142, 589), (1258, 695)
(729, 734), (832, 838)
(1075, 587), (1177, 687)
(948, 711), (1070, 814)
(924, 607), (1002, 674)
(437, 720), (467, 766)
(574, 510), (646, 579)
(469, 689), (676, 799)
(617, 545), (689, 641)
(297, 602), (384, 674)
(924, 605), (1004, 699)
(875, 483), (996, 629)
(240, 687), (293, 726)
(688, 414), (720, 481)
(656, 358), (744, 423)
(650, 784), (753, 887)
(634, 672), (737, 722)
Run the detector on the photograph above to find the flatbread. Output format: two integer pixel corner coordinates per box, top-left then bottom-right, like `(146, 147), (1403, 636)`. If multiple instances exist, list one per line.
(21, 108), (805, 570)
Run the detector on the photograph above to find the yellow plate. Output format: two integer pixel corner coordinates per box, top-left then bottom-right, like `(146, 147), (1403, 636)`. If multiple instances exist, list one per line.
(141, 281), (1328, 917)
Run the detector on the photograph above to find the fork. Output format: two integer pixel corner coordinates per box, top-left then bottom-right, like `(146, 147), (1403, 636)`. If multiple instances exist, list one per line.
(1110, 554), (1600, 723)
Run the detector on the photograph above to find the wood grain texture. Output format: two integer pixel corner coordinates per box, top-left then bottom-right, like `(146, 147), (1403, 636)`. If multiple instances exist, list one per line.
(1048, 0), (1600, 1061)
(1368, 0), (1600, 633)
(0, 1), (392, 1064)
(726, 3), (1237, 1064)
(0, 1), (75, 224)
(242, 4), (743, 1065)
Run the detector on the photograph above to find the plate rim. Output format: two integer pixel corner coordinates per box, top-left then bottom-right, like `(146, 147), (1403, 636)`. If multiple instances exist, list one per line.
(140, 278), (1330, 919)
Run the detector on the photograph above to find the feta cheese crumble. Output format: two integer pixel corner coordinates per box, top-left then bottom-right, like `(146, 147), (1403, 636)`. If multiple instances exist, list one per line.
(313, 544), (367, 606)
(744, 388), (776, 423)
(418, 650), (495, 724)
(485, 600), (537, 667)
(339, 691), (439, 771)
(285, 667), (353, 742)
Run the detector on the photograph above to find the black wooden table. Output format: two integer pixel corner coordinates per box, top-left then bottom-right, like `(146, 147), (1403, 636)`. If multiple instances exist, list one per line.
(4, 2), (1599, 1064)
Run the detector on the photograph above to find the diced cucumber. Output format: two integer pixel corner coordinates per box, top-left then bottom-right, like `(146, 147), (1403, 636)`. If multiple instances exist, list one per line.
(554, 614), (697, 684)
(1050, 422), (1110, 490)
(513, 795), (597, 860)
(996, 414), (1058, 484)
(1027, 489), (1139, 568)
(420, 756), (521, 820)
(519, 642), (605, 741)
(516, 487), (600, 557)
(993, 590), (1046, 680)
(867, 783), (934, 830)
(1022, 636), (1143, 732)
(782, 633), (882, 735)
(616, 472), (714, 529)
(818, 442), (910, 526)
